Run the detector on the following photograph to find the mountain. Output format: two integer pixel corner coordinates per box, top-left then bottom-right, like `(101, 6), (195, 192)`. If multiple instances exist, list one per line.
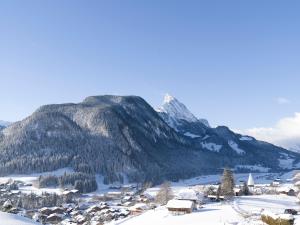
(0, 120), (11, 127)
(156, 94), (300, 171)
(157, 94), (209, 137)
(0, 95), (299, 184)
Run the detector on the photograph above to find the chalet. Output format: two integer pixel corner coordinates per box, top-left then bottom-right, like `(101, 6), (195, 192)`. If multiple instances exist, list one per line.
(121, 195), (133, 204)
(86, 205), (102, 214)
(129, 203), (149, 215)
(123, 201), (134, 207)
(106, 191), (122, 199)
(277, 187), (296, 196)
(75, 214), (87, 224)
(46, 213), (64, 224)
(137, 193), (154, 203)
(2, 199), (13, 211)
(176, 189), (198, 202)
(272, 178), (282, 187)
(176, 189), (203, 208)
(62, 189), (80, 198)
(166, 200), (194, 214)
(51, 207), (65, 214)
(39, 207), (53, 216)
(207, 195), (225, 201)
(234, 188), (243, 196)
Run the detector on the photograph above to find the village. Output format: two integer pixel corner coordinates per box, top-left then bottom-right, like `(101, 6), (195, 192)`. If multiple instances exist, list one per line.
(0, 169), (300, 225)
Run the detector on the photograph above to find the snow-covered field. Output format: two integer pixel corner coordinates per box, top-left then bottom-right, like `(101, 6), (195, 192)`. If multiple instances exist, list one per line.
(0, 168), (73, 195)
(109, 195), (299, 225)
(109, 203), (242, 225)
(0, 212), (40, 225)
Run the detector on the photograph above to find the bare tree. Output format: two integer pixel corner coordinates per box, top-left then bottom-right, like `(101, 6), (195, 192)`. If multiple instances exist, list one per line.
(155, 181), (173, 205)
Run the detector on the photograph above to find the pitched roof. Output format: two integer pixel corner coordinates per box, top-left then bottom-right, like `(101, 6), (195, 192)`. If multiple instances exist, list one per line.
(166, 200), (193, 209)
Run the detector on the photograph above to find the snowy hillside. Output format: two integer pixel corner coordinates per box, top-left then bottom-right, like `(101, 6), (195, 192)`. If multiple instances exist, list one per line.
(0, 212), (40, 225)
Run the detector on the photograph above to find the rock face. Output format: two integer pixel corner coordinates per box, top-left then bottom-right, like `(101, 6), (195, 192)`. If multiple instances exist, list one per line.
(0, 95), (299, 184)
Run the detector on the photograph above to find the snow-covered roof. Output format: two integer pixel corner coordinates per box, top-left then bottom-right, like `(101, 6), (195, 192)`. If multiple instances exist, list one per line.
(166, 200), (193, 209)
(176, 189), (198, 201)
(129, 203), (149, 211)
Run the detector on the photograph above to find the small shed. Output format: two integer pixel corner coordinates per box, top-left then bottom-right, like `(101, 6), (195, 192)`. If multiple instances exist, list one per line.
(166, 200), (194, 214)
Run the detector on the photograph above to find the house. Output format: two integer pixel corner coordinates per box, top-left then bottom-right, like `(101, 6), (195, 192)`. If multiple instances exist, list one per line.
(86, 205), (102, 214)
(62, 189), (80, 199)
(234, 188), (243, 196)
(129, 203), (149, 215)
(51, 207), (65, 214)
(207, 195), (225, 201)
(106, 191), (122, 199)
(277, 187), (296, 196)
(39, 207), (53, 216)
(272, 178), (282, 187)
(176, 189), (198, 202)
(176, 189), (203, 207)
(137, 193), (154, 203)
(166, 200), (194, 214)
(46, 213), (64, 224)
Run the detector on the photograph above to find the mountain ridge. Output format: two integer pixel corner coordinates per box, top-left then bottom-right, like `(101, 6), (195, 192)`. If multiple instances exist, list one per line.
(0, 95), (299, 184)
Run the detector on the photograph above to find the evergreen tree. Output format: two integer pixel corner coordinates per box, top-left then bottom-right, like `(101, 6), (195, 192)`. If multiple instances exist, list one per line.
(221, 168), (235, 198)
(242, 182), (250, 195)
(216, 184), (222, 199)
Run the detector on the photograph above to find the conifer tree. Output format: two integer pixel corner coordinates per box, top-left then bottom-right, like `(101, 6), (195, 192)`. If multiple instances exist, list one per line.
(221, 168), (235, 198)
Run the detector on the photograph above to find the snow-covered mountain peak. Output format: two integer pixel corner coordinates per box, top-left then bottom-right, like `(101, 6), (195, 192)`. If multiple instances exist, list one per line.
(163, 93), (175, 104)
(158, 94), (198, 123)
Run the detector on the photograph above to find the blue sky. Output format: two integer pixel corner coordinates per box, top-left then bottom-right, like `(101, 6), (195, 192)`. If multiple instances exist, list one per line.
(1, 0), (300, 133)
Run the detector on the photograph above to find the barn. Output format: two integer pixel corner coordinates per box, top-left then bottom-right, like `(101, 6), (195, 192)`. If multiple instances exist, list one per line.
(166, 200), (194, 214)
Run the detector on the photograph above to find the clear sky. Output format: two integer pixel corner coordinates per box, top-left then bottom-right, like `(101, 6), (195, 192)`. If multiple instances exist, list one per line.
(1, 0), (300, 134)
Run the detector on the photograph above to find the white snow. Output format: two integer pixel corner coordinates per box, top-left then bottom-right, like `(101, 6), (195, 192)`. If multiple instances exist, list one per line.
(278, 153), (295, 169)
(109, 194), (299, 225)
(166, 200), (193, 209)
(228, 141), (245, 155)
(201, 142), (222, 152)
(109, 203), (242, 225)
(239, 136), (254, 141)
(237, 195), (299, 214)
(157, 94), (210, 127)
(184, 132), (200, 138)
(176, 189), (198, 201)
(0, 168), (73, 195)
(157, 94), (198, 123)
(0, 212), (40, 225)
